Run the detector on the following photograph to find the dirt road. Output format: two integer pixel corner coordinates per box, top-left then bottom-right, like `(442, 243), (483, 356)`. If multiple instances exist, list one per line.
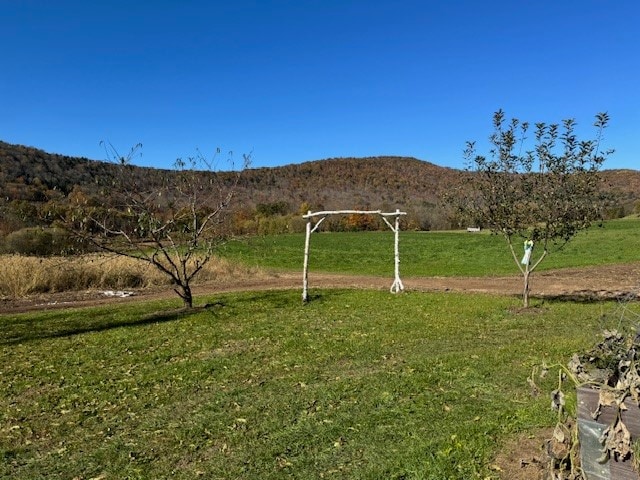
(2, 262), (639, 313)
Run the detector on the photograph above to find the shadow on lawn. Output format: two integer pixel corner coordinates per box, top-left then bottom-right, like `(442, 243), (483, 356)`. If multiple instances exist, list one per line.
(0, 305), (222, 346)
(539, 291), (638, 303)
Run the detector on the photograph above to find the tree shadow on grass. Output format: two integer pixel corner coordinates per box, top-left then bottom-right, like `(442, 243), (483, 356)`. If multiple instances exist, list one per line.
(538, 291), (638, 303)
(0, 305), (223, 346)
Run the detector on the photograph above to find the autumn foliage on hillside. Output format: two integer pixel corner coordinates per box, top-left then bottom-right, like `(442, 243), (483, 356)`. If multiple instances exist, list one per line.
(0, 141), (638, 254)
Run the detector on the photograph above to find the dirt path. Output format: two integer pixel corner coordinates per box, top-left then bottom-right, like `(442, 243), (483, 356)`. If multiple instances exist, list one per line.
(2, 262), (639, 314)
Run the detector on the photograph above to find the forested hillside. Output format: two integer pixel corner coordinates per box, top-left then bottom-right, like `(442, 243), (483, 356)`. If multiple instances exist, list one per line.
(234, 156), (460, 228)
(1, 141), (638, 248)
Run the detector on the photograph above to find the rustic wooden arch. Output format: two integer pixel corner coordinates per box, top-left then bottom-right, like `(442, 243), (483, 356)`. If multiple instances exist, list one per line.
(302, 209), (407, 302)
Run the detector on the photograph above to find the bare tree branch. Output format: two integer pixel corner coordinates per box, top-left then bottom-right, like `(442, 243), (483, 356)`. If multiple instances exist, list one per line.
(55, 145), (251, 308)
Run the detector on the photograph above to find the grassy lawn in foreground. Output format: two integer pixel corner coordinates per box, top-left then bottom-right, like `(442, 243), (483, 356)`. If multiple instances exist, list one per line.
(1, 290), (612, 479)
(219, 217), (640, 276)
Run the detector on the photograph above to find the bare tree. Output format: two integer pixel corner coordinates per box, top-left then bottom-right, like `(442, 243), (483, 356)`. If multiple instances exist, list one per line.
(450, 110), (613, 307)
(59, 143), (250, 308)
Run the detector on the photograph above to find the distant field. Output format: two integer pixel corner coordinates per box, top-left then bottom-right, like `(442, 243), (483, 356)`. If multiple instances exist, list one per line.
(1, 218), (636, 300)
(0, 290), (618, 479)
(219, 217), (640, 277)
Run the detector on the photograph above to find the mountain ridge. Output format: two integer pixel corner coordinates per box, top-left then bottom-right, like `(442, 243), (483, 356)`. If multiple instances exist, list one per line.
(1, 141), (638, 235)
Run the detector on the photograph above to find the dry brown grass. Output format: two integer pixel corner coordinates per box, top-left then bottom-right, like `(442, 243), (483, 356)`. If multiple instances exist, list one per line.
(0, 254), (266, 299)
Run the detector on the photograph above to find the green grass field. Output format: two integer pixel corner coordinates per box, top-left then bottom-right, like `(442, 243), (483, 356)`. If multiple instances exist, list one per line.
(219, 217), (640, 277)
(2, 217), (638, 478)
(1, 290), (622, 479)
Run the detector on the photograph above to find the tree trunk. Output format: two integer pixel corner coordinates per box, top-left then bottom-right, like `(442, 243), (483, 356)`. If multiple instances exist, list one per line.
(176, 283), (193, 309)
(523, 270), (531, 308)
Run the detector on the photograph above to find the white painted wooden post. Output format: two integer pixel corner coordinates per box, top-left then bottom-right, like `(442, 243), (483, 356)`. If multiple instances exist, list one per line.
(390, 209), (404, 293)
(302, 211), (312, 302)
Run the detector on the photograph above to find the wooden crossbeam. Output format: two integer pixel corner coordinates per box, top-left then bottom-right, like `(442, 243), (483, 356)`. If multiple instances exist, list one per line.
(302, 209), (406, 302)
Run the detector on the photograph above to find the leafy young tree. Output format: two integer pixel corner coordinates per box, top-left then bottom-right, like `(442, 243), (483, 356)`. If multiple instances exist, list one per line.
(58, 143), (250, 308)
(452, 110), (613, 307)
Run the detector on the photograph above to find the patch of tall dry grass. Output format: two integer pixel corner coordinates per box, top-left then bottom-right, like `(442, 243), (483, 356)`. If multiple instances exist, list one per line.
(0, 254), (267, 299)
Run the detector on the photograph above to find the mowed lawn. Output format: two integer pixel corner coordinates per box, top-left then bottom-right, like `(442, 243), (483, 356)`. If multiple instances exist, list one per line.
(219, 217), (640, 277)
(1, 289), (615, 479)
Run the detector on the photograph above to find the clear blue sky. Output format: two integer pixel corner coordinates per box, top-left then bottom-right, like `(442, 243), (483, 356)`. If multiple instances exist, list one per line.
(2, 0), (638, 170)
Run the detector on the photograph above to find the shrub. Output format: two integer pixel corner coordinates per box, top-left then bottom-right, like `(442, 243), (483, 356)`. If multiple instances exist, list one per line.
(2, 227), (88, 255)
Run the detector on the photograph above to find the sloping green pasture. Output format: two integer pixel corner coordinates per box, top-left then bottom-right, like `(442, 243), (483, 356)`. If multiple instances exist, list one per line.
(1, 290), (614, 479)
(219, 218), (640, 276)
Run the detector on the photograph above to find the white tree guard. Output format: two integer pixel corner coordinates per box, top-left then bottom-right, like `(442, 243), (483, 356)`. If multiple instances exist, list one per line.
(301, 209), (406, 302)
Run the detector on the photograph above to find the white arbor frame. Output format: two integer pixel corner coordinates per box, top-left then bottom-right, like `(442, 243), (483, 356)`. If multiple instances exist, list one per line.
(302, 209), (407, 302)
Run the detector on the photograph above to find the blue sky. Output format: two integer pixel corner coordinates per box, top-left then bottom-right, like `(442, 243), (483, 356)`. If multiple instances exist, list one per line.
(2, 0), (638, 170)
